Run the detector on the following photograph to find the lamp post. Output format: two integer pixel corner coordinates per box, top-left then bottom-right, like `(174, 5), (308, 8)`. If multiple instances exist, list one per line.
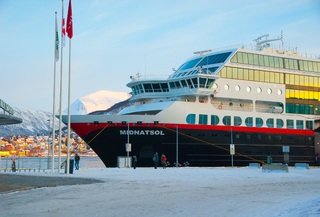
(230, 127), (234, 168)
(47, 119), (50, 169)
(126, 122), (130, 167)
(176, 125), (178, 167)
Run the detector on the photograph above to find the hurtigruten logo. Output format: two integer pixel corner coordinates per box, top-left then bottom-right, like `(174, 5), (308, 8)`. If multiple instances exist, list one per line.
(120, 130), (165, 136)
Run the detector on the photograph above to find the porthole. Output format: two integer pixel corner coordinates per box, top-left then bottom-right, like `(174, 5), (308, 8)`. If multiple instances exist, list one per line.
(267, 88), (272, 94)
(277, 89), (282, 95)
(257, 87), (262, 93)
(229, 102), (233, 106)
(235, 85), (240, 91)
(224, 84), (229, 90)
(213, 83), (218, 89)
(246, 86), (251, 92)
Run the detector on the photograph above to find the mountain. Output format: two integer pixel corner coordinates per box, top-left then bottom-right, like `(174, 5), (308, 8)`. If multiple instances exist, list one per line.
(63, 90), (131, 115)
(0, 90), (131, 137)
(0, 108), (57, 137)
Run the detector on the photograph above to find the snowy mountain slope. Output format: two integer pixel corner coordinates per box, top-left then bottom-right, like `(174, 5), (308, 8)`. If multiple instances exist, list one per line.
(0, 90), (130, 137)
(0, 108), (57, 137)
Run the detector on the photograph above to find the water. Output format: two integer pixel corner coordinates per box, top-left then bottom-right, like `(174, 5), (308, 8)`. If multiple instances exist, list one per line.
(0, 156), (105, 170)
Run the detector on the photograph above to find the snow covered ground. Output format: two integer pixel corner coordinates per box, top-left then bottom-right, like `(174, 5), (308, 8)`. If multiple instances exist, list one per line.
(1, 166), (320, 217)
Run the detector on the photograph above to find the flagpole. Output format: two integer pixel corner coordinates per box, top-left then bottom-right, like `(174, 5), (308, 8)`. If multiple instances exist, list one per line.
(52, 12), (59, 173)
(66, 38), (72, 174)
(58, 0), (65, 173)
(66, 0), (73, 175)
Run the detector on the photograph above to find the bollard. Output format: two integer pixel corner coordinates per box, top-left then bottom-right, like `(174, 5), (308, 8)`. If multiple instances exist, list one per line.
(267, 156), (272, 164)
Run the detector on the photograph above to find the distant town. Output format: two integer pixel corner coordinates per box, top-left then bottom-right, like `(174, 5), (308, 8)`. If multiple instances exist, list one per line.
(0, 133), (95, 158)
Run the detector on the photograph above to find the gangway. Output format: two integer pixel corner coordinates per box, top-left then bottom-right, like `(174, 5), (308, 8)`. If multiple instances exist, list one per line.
(0, 99), (22, 125)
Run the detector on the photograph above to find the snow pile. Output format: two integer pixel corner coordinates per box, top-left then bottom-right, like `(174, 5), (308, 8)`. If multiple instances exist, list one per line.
(1, 167), (320, 217)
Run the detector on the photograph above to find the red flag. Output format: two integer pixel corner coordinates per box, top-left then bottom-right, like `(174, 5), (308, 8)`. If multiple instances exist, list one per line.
(61, 1), (66, 47)
(66, 0), (73, 39)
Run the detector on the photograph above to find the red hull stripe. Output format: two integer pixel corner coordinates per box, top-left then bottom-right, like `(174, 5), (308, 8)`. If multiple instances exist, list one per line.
(71, 122), (314, 137)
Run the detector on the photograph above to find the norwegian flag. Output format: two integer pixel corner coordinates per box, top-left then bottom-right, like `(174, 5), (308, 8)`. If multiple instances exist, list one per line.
(61, 0), (66, 47)
(66, 0), (73, 39)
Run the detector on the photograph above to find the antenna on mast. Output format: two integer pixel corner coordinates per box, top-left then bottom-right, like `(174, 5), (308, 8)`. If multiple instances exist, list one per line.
(254, 33), (283, 51)
(281, 30), (284, 49)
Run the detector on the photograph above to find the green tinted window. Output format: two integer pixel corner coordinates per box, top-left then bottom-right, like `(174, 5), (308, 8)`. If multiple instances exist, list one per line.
(256, 117), (263, 127)
(199, 114), (208, 125)
(245, 117), (253, 127)
(211, 115), (219, 125)
(276, 119), (284, 128)
(287, 119), (294, 128)
(223, 116), (231, 126)
(234, 116), (242, 126)
(186, 114), (196, 124)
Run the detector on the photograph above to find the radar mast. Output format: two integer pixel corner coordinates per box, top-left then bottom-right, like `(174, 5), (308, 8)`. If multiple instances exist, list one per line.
(254, 32), (283, 51)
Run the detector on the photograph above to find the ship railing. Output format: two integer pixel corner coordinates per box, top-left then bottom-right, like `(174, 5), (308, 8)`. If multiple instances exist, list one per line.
(241, 44), (320, 60)
(0, 99), (14, 115)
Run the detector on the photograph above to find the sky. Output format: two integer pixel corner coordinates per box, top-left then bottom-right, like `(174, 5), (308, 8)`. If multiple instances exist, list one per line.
(0, 0), (319, 112)
(1, 166), (320, 217)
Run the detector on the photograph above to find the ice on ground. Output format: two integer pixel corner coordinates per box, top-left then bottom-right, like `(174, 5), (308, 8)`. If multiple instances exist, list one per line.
(1, 167), (320, 217)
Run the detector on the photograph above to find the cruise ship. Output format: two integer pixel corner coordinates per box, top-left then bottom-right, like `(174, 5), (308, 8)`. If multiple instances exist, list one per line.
(62, 34), (320, 167)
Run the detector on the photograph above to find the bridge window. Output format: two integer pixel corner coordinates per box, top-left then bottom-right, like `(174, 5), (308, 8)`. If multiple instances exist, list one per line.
(169, 82), (176, 89)
(199, 78), (207, 88)
(152, 83), (161, 92)
(160, 83), (169, 92)
(175, 81), (181, 88)
(181, 80), (188, 87)
(206, 67), (218, 74)
(143, 83), (153, 92)
(179, 58), (202, 70)
(206, 79), (215, 88)
(187, 79), (193, 88)
(192, 78), (198, 88)
(197, 52), (232, 67)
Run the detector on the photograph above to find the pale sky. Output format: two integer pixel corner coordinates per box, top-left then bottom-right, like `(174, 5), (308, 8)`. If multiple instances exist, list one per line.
(0, 0), (319, 112)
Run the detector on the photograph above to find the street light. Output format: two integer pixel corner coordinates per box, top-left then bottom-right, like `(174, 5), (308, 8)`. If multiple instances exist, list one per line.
(47, 119), (50, 169)
(176, 125), (178, 167)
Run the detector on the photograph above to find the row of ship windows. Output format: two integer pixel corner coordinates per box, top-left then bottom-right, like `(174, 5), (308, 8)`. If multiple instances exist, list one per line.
(231, 52), (320, 73)
(214, 80), (320, 103)
(217, 83), (283, 95)
(286, 89), (320, 102)
(219, 66), (320, 88)
(131, 77), (215, 95)
(286, 104), (320, 115)
(186, 114), (314, 130)
(170, 66), (218, 78)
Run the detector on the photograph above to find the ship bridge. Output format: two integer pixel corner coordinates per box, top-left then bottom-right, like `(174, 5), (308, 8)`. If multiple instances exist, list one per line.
(0, 99), (22, 125)
(126, 49), (236, 101)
